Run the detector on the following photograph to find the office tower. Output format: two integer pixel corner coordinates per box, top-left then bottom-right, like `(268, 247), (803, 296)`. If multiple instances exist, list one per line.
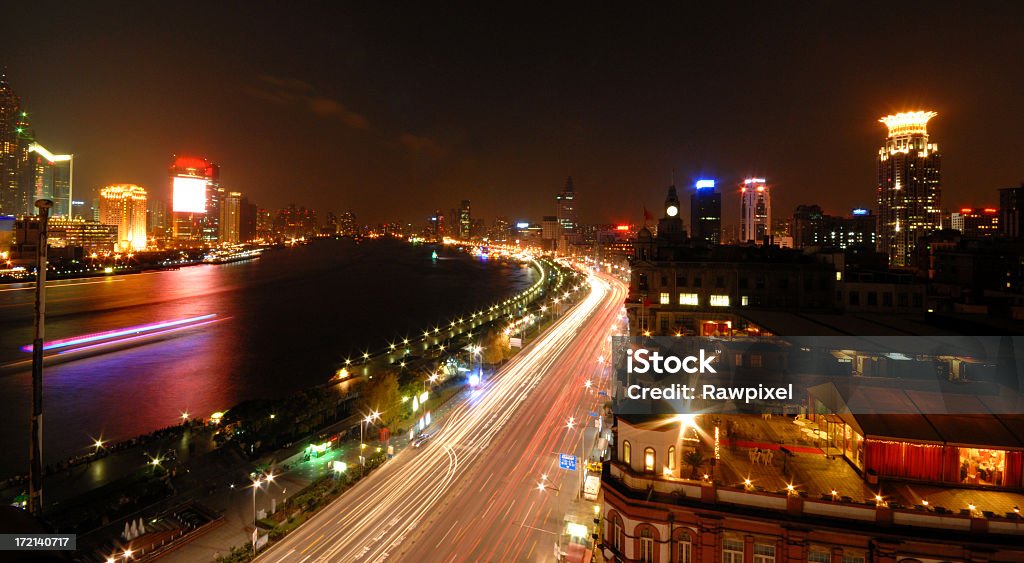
(239, 197), (257, 242)
(0, 73), (24, 215)
(99, 184), (148, 251)
(556, 176), (577, 234)
(169, 155), (217, 243)
(951, 207), (999, 238)
(689, 179), (721, 245)
(999, 185), (1024, 239)
(740, 177), (771, 244)
(27, 143), (73, 217)
(220, 191), (241, 243)
(339, 210), (357, 237)
(459, 199), (471, 239)
(148, 199), (169, 241)
(793, 205), (876, 249)
(876, 111), (941, 267)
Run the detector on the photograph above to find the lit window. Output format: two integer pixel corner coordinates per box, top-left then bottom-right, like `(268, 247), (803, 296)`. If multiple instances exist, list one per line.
(640, 528), (654, 562)
(660, 292), (670, 304)
(741, 295), (749, 306)
(723, 538), (744, 563)
(753, 543), (775, 563)
(644, 447), (655, 472)
(835, 271), (842, 281)
(710, 295), (730, 307)
(623, 441), (631, 465)
(679, 293), (699, 305)
(677, 536), (692, 563)
(668, 446), (676, 472)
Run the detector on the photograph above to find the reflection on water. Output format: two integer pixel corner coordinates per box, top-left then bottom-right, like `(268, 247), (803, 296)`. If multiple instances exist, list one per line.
(0, 239), (533, 477)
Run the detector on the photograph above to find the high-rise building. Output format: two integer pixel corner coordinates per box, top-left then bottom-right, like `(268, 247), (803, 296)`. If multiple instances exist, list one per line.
(220, 191), (241, 243)
(239, 197), (257, 243)
(556, 176), (577, 234)
(689, 179), (721, 245)
(148, 199), (169, 241)
(27, 143), (73, 217)
(876, 111), (942, 267)
(739, 177), (771, 244)
(793, 205), (876, 249)
(459, 199), (471, 239)
(169, 155), (217, 243)
(491, 216), (510, 242)
(950, 207), (999, 238)
(0, 73), (24, 216)
(339, 210), (357, 237)
(999, 185), (1024, 239)
(99, 184), (148, 252)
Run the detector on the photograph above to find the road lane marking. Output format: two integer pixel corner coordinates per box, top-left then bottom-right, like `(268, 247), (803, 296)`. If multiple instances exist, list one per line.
(299, 535), (324, 555)
(436, 520), (458, 549)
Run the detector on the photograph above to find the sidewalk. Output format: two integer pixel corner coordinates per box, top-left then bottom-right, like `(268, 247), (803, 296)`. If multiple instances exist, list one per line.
(159, 383), (474, 563)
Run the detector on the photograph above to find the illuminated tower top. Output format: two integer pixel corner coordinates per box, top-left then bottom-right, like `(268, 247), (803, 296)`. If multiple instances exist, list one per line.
(879, 111), (937, 138)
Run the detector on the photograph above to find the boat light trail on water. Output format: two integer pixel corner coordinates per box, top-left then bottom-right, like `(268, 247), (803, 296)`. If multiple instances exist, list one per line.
(19, 314), (218, 353)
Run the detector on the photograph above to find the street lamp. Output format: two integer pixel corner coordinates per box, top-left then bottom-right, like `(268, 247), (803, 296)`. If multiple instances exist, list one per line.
(360, 411), (381, 466)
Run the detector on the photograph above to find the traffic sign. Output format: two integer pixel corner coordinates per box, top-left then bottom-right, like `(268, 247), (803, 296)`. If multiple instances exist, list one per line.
(559, 453), (577, 471)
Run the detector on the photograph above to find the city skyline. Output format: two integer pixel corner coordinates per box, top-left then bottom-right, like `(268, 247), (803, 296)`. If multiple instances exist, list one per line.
(2, 4), (1023, 225)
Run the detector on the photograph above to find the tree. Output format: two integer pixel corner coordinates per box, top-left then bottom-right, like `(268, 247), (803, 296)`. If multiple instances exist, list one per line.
(482, 329), (510, 364)
(682, 449), (706, 480)
(360, 371), (400, 429)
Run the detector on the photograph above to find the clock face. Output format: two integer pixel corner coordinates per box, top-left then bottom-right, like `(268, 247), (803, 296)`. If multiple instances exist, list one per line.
(666, 205), (678, 217)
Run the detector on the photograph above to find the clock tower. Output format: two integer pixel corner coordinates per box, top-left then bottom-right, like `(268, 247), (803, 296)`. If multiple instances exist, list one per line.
(657, 184), (685, 242)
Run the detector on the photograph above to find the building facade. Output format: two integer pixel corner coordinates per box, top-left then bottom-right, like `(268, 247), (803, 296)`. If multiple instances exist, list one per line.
(740, 178), (771, 244)
(557, 176), (578, 235)
(220, 191), (241, 243)
(999, 185), (1024, 240)
(876, 112), (942, 268)
(690, 180), (721, 246)
(99, 184), (148, 251)
(600, 415), (1024, 563)
(459, 199), (472, 239)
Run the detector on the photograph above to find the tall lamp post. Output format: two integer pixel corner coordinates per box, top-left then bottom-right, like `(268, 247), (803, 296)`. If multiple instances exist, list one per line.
(29, 198), (53, 516)
(360, 411), (380, 466)
(251, 472), (274, 556)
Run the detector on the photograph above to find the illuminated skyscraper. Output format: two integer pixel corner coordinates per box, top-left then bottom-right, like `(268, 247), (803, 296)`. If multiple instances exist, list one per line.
(220, 191), (241, 243)
(876, 111), (941, 267)
(459, 199), (471, 239)
(0, 74), (35, 216)
(27, 143), (73, 217)
(169, 155), (217, 243)
(740, 178), (771, 244)
(690, 179), (721, 245)
(556, 176), (577, 234)
(99, 184), (148, 251)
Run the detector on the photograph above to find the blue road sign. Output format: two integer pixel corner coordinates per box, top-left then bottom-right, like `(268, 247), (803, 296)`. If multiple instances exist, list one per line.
(588, 411), (599, 417)
(559, 453), (577, 471)
(598, 390), (608, 396)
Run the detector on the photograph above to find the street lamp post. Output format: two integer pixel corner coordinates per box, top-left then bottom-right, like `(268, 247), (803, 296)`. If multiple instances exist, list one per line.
(29, 198), (53, 516)
(251, 472), (273, 556)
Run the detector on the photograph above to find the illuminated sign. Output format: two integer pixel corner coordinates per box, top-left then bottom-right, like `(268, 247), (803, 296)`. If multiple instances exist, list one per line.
(172, 176), (207, 213)
(516, 222), (530, 229)
(615, 225), (630, 231)
(743, 178), (767, 185)
(852, 208), (869, 216)
(695, 179), (715, 189)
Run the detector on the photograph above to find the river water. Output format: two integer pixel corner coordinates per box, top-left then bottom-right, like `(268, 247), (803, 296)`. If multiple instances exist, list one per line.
(0, 238), (534, 477)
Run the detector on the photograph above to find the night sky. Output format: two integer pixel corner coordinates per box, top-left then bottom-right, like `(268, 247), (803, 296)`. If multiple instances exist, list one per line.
(4, 2), (1023, 227)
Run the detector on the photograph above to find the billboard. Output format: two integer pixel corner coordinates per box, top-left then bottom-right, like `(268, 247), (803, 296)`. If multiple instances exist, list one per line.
(172, 176), (207, 213)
